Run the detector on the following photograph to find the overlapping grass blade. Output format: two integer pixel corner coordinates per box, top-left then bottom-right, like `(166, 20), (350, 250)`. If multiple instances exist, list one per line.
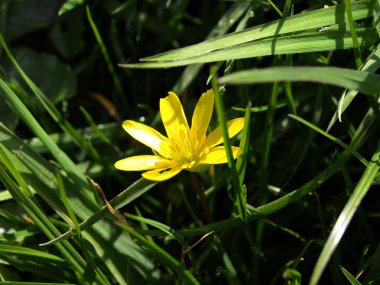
(140, 0), (373, 62)
(219, 66), (380, 96)
(121, 29), (377, 68)
(309, 146), (380, 285)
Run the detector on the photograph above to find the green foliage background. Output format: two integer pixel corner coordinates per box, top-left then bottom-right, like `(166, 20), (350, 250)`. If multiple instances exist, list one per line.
(0, 0), (379, 284)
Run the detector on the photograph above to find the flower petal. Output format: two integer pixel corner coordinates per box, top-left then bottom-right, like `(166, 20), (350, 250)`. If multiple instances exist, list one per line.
(122, 120), (170, 156)
(191, 89), (214, 140)
(205, 118), (245, 148)
(114, 155), (172, 171)
(142, 166), (183, 181)
(200, 146), (242, 164)
(160, 92), (189, 139)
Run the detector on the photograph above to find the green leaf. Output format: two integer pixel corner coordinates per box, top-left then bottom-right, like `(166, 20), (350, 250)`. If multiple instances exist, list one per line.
(219, 66), (380, 96)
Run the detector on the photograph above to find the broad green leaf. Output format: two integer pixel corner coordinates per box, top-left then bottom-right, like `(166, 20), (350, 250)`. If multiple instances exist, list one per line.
(219, 66), (380, 96)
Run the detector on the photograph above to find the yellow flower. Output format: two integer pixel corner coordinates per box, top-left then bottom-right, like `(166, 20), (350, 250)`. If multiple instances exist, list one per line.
(114, 90), (244, 181)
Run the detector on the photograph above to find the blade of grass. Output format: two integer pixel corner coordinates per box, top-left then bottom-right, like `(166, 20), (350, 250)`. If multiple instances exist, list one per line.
(340, 266), (362, 285)
(141, 1), (373, 62)
(219, 66), (380, 96)
(121, 29), (378, 68)
(210, 67), (246, 222)
(345, 0), (363, 67)
(0, 244), (65, 265)
(309, 145), (380, 285)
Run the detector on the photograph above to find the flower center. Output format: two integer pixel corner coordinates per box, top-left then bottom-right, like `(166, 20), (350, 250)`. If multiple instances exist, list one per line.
(166, 126), (208, 169)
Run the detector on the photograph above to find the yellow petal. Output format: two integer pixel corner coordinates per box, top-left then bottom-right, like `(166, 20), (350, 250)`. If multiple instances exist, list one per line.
(205, 118), (245, 148)
(191, 89), (214, 140)
(122, 120), (170, 157)
(199, 146), (242, 164)
(160, 92), (189, 139)
(142, 166), (183, 181)
(114, 155), (172, 171)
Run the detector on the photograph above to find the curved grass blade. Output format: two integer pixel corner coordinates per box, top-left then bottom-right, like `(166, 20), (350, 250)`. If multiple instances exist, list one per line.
(309, 146), (380, 285)
(219, 66), (380, 96)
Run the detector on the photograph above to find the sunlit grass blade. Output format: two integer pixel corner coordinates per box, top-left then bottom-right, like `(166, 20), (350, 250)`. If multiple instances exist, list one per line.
(219, 66), (380, 96)
(118, 222), (201, 285)
(141, 1), (373, 62)
(121, 29), (377, 68)
(309, 146), (380, 285)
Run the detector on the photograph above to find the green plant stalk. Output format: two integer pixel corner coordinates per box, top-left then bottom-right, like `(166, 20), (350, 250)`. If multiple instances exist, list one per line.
(344, 0), (363, 68)
(309, 145), (380, 285)
(210, 66), (246, 222)
(118, 223), (201, 285)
